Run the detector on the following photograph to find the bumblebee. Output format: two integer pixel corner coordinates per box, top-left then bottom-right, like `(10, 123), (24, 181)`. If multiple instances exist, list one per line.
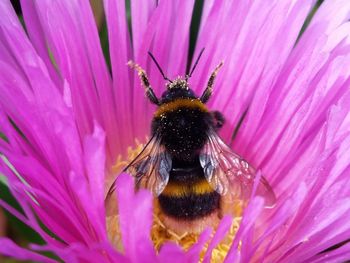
(106, 50), (276, 233)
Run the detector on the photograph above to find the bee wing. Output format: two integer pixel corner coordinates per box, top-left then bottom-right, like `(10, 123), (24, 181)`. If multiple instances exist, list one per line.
(105, 132), (171, 213)
(126, 133), (172, 196)
(199, 128), (276, 207)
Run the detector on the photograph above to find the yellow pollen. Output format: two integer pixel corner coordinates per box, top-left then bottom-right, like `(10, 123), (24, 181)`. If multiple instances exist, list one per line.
(106, 142), (243, 262)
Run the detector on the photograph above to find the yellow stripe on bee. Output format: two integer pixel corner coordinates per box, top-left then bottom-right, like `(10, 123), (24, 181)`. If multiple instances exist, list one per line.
(155, 98), (208, 118)
(161, 179), (214, 197)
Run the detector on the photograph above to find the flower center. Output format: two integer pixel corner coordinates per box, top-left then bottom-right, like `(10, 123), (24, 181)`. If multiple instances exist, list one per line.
(106, 142), (243, 262)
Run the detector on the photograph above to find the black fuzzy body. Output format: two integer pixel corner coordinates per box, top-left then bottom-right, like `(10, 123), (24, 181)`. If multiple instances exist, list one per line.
(152, 87), (223, 220)
(153, 107), (210, 160)
(152, 87), (214, 161)
(158, 159), (221, 220)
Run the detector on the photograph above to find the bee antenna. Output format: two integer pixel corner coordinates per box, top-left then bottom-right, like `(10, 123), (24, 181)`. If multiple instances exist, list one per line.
(148, 52), (173, 83)
(186, 48), (205, 80)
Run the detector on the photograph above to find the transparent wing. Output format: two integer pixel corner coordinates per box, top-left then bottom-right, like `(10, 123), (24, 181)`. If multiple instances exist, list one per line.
(105, 133), (172, 216)
(199, 128), (276, 207)
(128, 133), (172, 195)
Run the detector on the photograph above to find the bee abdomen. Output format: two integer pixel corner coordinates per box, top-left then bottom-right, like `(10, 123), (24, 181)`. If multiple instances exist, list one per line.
(158, 179), (220, 220)
(158, 192), (220, 220)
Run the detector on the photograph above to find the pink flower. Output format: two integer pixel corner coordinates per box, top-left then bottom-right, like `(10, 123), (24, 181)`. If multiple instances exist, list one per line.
(1, 0), (350, 262)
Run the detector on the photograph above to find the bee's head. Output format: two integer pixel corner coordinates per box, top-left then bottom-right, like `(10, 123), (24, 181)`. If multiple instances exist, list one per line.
(166, 78), (189, 90)
(160, 80), (197, 104)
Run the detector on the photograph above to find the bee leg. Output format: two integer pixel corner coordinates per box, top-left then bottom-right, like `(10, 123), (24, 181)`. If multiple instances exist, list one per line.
(128, 61), (160, 105)
(211, 111), (225, 130)
(200, 61), (224, 103)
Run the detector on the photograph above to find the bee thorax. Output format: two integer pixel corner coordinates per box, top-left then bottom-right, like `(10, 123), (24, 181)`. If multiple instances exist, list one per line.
(152, 105), (211, 161)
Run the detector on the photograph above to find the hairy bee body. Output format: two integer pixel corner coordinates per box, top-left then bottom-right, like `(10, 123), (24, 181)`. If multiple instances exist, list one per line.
(151, 89), (222, 219)
(158, 165), (221, 220)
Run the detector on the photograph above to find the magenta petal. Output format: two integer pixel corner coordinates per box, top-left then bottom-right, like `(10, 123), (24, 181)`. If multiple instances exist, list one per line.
(203, 215), (232, 263)
(82, 123), (107, 238)
(186, 228), (212, 262)
(26, 0), (123, 165)
(0, 238), (57, 263)
(116, 173), (157, 261)
(104, 0), (135, 153)
(309, 242), (350, 263)
(20, 0), (62, 88)
(131, 1), (195, 141)
(158, 243), (187, 263)
(192, 0), (313, 140)
(130, 0), (157, 54)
